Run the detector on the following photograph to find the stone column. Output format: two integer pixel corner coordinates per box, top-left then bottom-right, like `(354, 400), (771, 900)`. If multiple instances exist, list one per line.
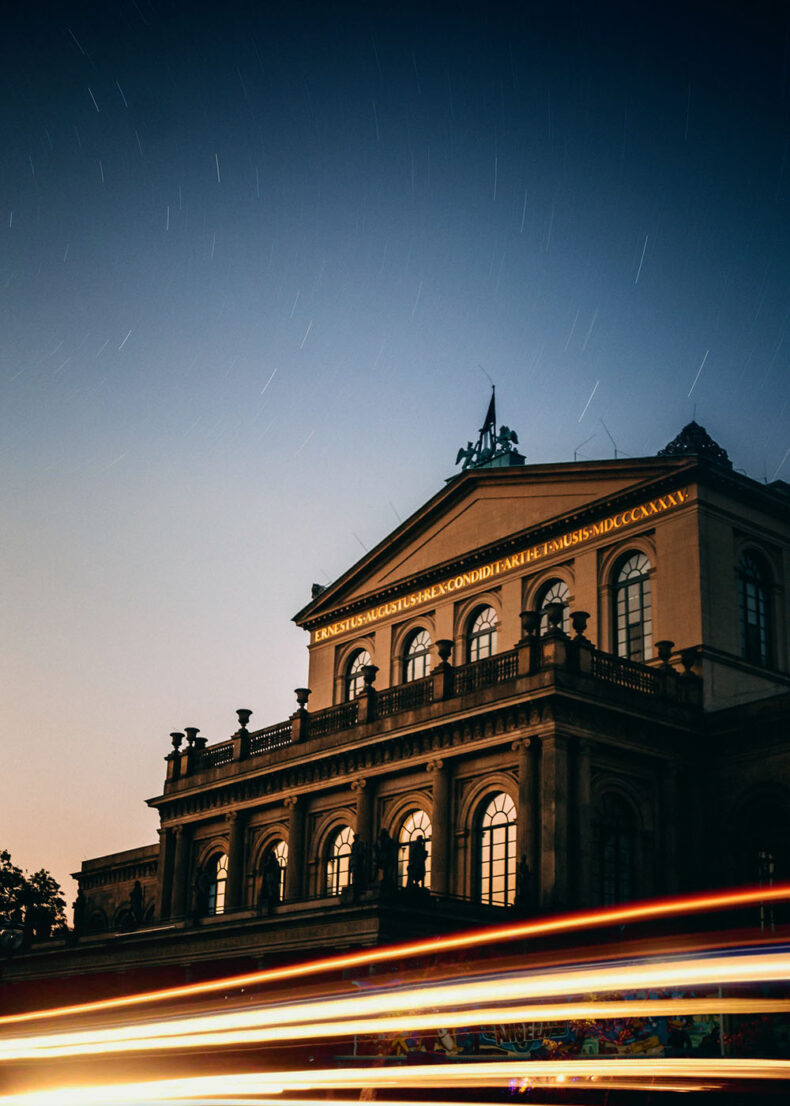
(170, 824), (192, 919)
(156, 827), (176, 921)
(352, 778), (374, 888)
(575, 740), (593, 907)
(512, 739), (538, 879)
(540, 735), (569, 910)
(284, 796), (305, 901)
(225, 810), (246, 911)
(427, 759), (449, 894)
(352, 778), (373, 843)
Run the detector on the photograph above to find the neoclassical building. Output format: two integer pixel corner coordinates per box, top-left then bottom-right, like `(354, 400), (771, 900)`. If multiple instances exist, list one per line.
(3, 417), (789, 1002)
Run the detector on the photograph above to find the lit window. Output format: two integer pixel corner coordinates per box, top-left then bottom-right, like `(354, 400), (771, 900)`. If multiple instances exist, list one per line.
(479, 793), (517, 906)
(326, 826), (353, 896)
(738, 553), (771, 666)
(346, 649), (371, 700)
(404, 629), (432, 682)
(592, 795), (635, 906)
(468, 606), (498, 662)
(615, 553), (652, 661)
(207, 853), (228, 916)
(397, 810), (432, 887)
(538, 579), (571, 634)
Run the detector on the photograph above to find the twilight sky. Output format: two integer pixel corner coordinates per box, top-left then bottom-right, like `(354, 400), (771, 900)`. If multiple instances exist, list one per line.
(2, 1), (790, 900)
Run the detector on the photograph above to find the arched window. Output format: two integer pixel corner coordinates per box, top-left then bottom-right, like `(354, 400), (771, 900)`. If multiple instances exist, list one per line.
(326, 826), (353, 896)
(468, 606), (498, 662)
(260, 840), (288, 904)
(479, 793), (517, 906)
(397, 810), (432, 887)
(206, 853), (228, 916)
(614, 553), (652, 661)
(403, 629), (432, 682)
(592, 795), (635, 906)
(738, 553), (771, 666)
(114, 908), (136, 934)
(346, 649), (371, 700)
(537, 579), (571, 634)
(87, 910), (108, 935)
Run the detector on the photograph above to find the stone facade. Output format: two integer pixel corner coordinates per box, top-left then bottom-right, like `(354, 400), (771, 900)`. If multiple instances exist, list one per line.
(4, 424), (790, 997)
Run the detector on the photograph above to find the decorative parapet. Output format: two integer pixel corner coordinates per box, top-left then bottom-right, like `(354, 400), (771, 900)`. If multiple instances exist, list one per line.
(172, 636), (701, 787)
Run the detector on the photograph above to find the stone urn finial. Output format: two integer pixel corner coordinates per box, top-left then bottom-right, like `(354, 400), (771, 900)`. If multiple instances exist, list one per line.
(520, 610), (539, 638)
(655, 640), (674, 668)
(435, 639), (453, 665)
(170, 731), (184, 751)
(294, 687), (311, 711)
(362, 664), (379, 687)
(570, 611), (590, 638)
(236, 708), (253, 731)
(680, 647), (699, 675)
(545, 602), (564, 632)
(184, 727), (200, 747)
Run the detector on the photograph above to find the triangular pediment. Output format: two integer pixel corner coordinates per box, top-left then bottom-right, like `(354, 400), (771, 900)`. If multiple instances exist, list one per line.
(295, 457), (694, 628)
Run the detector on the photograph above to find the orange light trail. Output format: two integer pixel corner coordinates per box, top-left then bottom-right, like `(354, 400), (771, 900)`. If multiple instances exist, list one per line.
(1, 1059), (790, 1105)
(3, 949), (790, 1061)
(3, 881), (789, 1027)
(0, 999), (785, 1062)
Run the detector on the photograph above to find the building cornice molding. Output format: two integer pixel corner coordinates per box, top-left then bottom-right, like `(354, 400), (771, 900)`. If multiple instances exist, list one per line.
(298, 465), (700, 632)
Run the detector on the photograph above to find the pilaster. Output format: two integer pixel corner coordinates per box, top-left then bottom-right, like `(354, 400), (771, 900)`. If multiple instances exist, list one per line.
(284, 796), (305, 901)
(427, 759), (449, 894)
(539, 735), (569, 910)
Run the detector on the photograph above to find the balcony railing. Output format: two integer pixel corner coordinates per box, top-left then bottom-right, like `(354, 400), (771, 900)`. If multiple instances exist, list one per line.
(452, 649), (519, 696)
(591, 650), (663, 695)
(199, 741), (234, 769)
(376, 677), (434, 718)
(179, 639), (698, 780)
(248, 720), (293, 756)
(308, 700), (359, 740)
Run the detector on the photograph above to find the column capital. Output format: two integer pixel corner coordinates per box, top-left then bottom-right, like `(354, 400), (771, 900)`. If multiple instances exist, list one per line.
(350, 777), (367, 792)
(426, 758), (445, 774)
(225, 809), (241, 825)
(284, 794), (299, 809)
(578, 738), (593, 754)
(511, 738), (532, 753)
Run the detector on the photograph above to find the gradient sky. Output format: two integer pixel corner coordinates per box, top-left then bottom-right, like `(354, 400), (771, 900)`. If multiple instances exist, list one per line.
(2, 1), (790, 901)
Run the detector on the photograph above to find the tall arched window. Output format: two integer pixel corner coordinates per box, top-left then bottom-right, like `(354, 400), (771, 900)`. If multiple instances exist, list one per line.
(261, 840), (288, 902)
(206, 853), (228, 916)
(326, 826), (353, 896)
(592, 795), (635, 906)
(468, 606), (498, 662)
(346, 649), (371, 700)
(479, 793), (517, 906)
(614, 553), (652, 661)
(403, 629), (432, 682)
(398, 810), (432, 887)
(738, 553), (771, 666)
(537, 579), (571, 634)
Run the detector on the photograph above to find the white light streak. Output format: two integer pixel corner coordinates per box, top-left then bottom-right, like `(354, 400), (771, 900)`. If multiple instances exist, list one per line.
(688, 349), (709, 397)
(635, 234), (648, 284)
(259, 368), (277, 395)
(578, 380), (599, 422)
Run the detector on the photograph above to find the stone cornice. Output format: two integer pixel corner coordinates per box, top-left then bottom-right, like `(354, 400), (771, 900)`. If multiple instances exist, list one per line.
(297, 467), (698, 631)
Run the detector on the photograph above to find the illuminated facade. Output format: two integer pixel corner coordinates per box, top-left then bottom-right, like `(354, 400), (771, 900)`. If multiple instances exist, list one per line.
(4, 420), (790, 999)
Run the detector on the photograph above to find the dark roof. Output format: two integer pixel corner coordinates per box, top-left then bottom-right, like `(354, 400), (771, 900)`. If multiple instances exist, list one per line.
(657, 421), (731, 467)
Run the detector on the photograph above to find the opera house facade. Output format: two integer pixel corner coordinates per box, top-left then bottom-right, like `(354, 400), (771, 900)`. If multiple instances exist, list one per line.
(3, 416), (790, 1007)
